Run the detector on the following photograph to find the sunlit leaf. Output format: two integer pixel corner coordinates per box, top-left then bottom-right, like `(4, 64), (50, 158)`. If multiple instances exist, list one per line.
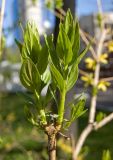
(20, 58), (41, 92)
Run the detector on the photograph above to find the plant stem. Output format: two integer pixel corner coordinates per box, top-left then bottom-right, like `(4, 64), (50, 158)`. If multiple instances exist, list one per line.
(57, 83), (66, 124)
(89, 29), (107, 123)
(48, 134), (56, 160)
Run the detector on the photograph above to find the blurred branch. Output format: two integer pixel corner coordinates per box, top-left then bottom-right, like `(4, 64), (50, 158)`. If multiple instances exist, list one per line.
(73, 112), (113, 160)
(79, 69), (89, 76)
(73, 27), (108, 160)
(96, 0), (105, 29)
(80, 29), (97, 60)
(0, 0), (6, 59)
(82, 30), (96, 44)
(100, 77), (113, 82)
(89, 29), (107, 124)
(95, 113), (113, 130)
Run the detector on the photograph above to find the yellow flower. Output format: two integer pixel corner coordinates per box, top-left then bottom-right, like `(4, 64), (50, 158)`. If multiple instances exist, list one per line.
(85, 57), (96, 70)
(98, 81), (110, 92)
(99, 53), (108, 64)
(81, 74), (94, 86)
(108, 41), (113, 52)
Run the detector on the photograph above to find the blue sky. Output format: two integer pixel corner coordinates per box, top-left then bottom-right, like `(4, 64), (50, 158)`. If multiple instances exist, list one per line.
(0, 0), (113, 46)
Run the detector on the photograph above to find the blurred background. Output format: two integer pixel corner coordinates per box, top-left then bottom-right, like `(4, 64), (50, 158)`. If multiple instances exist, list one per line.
(0, 0), (113, 160)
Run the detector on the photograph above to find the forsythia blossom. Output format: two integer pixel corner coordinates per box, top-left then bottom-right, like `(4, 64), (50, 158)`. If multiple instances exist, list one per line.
(85, 57), (96, 70)
(97, 81), (110, 92)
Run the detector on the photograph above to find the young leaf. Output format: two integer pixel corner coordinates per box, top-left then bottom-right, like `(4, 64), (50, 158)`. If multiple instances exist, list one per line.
(22, 22), (41, 63)
(64, 98), (87, 128)
(45, 35), (60, 70)
(50, 63), (64, 92)
(56, 24), (73, 66)
(66, 62), (78, 91)
(96, 112), (106, 122)
(70, 99), (87, 121)
(24, 105), (39, 127)
(20, 58), (41, 92)
(64, 10), (80, 65)
(77, 42), (91, 64)
(71, 21), (80, 64)
(102, 150), (111, 160)
(41, 68), (51, 84)
(37, 44), (49, 74)
(64, 9), (73, 34)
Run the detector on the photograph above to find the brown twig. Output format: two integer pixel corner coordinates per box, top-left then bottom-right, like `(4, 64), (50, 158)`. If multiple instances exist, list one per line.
(79, 69), (89, 76)
(80, 29), (97, 60)
(100, 77), (113, 82)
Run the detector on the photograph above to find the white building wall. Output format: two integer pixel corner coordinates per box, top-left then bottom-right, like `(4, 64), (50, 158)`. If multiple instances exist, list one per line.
(24, 0), (45, 35)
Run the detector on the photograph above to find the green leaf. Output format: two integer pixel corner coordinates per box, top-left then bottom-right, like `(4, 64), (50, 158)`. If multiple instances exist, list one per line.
(64, 98), (87, 128)
(50, 63), (64, 92)
(45, 35), (60, 70)
(70, 99), (87, 121)
(71, 21), (80, 64)
(64, 9), (73, 34)
(56, 24), (73, 66)
(20, 58), (41, 92)
(55, 0), (63, 9)
(17, 92), (34, 104)
(39, 109), (47, 125)
(102, 150), (111, 160)
(15, 39), (23, 52)
(37, 44), (49, 74)
(66, 62), (78, 91)
(96, 112), (106, 122)
(22, 22), (41, 63)
(41, 68), (51, 84)
(24, 105), (39, 127)
(64, 10), (80, 65)
(77, 42), (91, 64)
(66, 93), (86, 107)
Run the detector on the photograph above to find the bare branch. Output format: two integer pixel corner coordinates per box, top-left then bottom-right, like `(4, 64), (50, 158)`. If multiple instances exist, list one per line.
(100, 77), (113, 82)
(72, 124), (93, 160)
(95, 113), (113, 130)
(89, 29), (107, 124)
(80, 29), (97, 60)
(79, 69), (89, 76)
(73, 28), (108, 160)
(73, 112), (113, 160)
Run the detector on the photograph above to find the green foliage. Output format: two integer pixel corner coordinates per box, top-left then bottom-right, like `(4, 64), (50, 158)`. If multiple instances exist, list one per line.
(64, 95), (87, 128)
(17, 10), (90, 132)
(102, 150), (111, 160)
(96, 112), (106, 122)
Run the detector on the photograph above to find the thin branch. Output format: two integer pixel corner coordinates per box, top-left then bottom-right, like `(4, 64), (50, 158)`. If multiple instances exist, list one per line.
(73, 112), (113, 160)
(100, 77), (113, 82)
(79, 69), (89, 76)
(0, 0), (6, 59)
(73, 28), (107, 160)
(58, 132), (70, 140)
(72, 124), (93, 160)
(89, 29), (107, 124)
(81, 30), (96, 44)
(80, 29), (97, 60)
(95, 113), (113, 130)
